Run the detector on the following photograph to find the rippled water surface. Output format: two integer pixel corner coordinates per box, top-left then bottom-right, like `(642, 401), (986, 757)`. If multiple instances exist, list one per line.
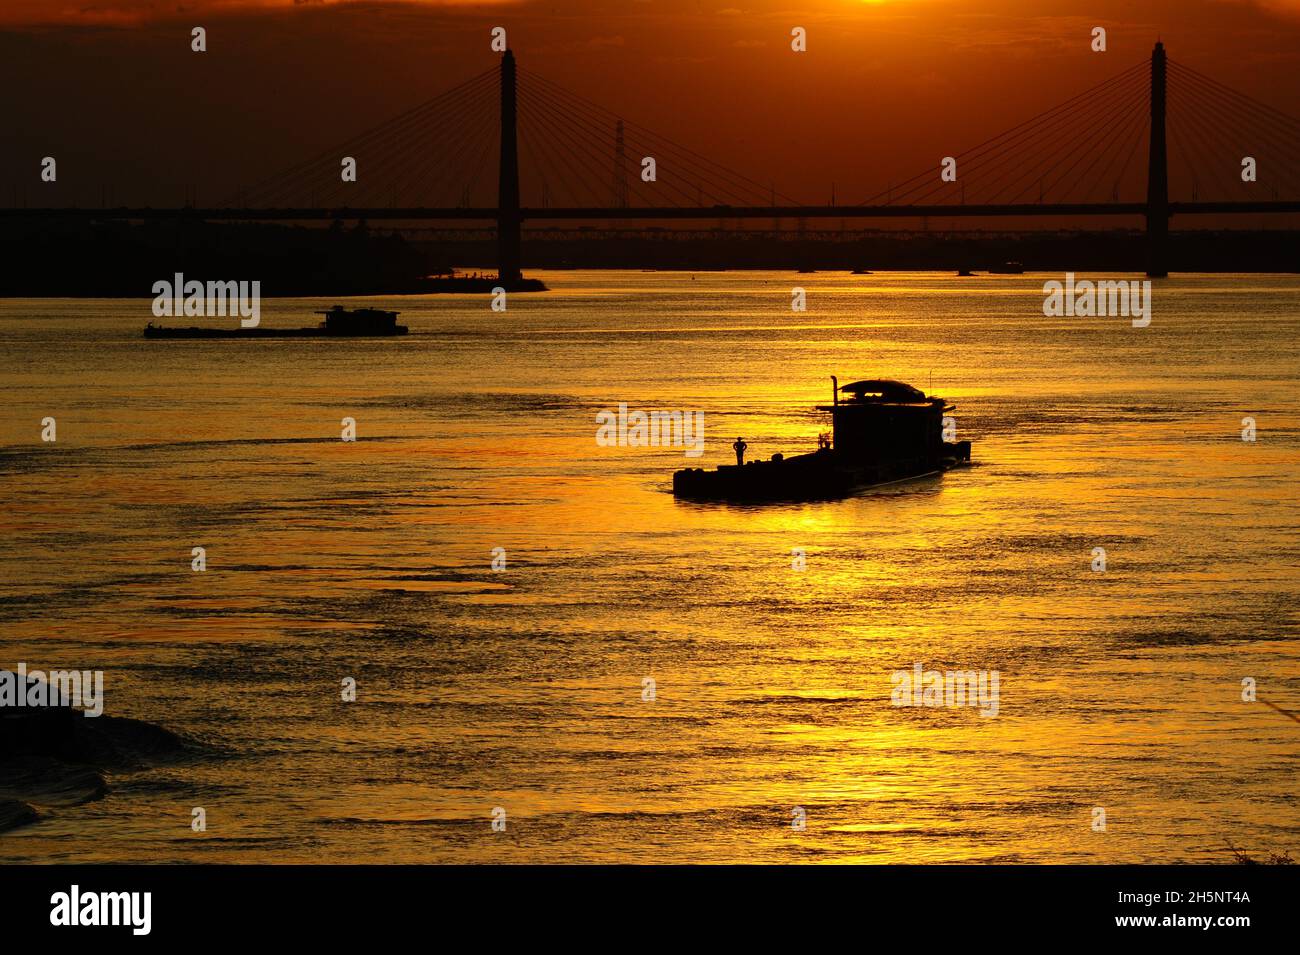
(1, 270), (1297, 862)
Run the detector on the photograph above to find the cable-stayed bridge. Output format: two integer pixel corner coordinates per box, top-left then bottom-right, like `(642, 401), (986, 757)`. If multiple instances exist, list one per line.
(8, 43), (1300, 278)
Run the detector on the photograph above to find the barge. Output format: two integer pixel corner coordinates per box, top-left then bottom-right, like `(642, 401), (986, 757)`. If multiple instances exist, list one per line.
(144, 306), (407, 338)
(673, 377), (972, 502)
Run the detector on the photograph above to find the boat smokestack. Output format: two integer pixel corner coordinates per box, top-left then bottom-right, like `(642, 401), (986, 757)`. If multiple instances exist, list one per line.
(831, 375), (838, 407)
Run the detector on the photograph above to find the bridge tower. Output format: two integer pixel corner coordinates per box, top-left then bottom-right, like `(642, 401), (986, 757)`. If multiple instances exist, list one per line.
(498, 50), (523, 283)
(1146, 41), (1169, 278)
(613, 120), (629, 208)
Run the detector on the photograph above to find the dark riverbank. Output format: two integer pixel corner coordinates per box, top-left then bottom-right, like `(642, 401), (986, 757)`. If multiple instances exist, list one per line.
(0, 701), (198, 833)
(0, 218), (1295, 296)
(460, 226), (1300, 273)
(0, 218), (538, 297)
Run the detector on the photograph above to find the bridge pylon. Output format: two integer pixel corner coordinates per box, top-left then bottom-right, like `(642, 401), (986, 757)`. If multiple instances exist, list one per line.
(613, 120), (628, 208)
(497, 50), (523, 283)
(1146, 41), (1170, 278)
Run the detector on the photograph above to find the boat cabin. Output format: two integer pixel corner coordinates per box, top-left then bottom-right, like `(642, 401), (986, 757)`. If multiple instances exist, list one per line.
(315, 306), (402, 333)
(816, 378), (951, 464)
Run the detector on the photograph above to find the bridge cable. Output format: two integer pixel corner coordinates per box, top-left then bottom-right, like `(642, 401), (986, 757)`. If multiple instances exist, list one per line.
(853, 59), (1147, 205)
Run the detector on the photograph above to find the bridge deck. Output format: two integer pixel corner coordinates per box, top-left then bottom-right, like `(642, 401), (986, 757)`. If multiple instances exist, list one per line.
(4, 202), (1297, 221)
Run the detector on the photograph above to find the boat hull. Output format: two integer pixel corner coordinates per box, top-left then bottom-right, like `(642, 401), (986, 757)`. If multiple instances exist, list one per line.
(144, 326), (408, 339)
(673, 442), (971, 502)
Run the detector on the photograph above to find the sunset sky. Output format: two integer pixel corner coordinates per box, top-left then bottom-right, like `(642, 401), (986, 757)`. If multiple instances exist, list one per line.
(3, 0), (1299, 208)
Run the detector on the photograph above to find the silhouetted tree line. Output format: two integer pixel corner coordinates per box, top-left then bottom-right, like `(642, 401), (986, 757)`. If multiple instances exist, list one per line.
(479, 229), (1295, 272)
(0, 218), (450, 296)
(0, 220), (1294, 296)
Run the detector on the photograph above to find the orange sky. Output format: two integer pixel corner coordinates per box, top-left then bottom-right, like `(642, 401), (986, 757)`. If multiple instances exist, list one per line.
(2, 0), (1298, 211)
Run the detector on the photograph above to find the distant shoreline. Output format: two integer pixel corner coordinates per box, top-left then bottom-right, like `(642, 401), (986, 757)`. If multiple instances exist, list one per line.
(2, 266), (1298, 299)
(0, 217), (1295, 297)
(0, 277), (547, 298)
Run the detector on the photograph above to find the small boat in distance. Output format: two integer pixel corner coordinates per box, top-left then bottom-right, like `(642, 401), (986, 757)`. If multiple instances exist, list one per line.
(144, 306), (408, 339)
(988, 261), (1025, 274)
(673, 377), (972, 502)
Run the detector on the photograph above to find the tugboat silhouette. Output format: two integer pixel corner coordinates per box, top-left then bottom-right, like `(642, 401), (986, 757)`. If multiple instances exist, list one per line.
(672, 377), (972, 502)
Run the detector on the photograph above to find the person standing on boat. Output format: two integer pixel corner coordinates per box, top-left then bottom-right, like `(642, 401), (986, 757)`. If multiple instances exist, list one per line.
(733, 437), (747, 466)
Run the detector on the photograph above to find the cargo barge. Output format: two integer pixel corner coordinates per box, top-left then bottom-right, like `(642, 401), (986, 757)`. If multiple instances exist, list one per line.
(673, 377), (972, 502)
(144, 306), (407, 338)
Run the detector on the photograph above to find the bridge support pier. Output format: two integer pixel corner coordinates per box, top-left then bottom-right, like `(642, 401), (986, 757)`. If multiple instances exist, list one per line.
(1145, 41), (1170, 278)
(497, 50), (523, 284)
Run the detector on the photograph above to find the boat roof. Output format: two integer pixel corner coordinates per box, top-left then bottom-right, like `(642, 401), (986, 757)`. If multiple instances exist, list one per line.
(314, 307), (400, 316)
(838, 379), (928, 402)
